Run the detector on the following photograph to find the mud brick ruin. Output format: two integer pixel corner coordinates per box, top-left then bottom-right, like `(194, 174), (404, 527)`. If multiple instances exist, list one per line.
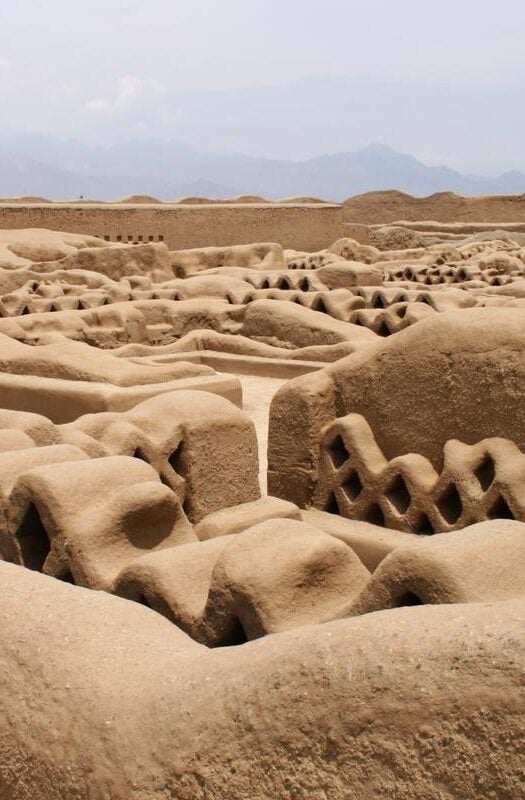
(0, 197), (523, 798)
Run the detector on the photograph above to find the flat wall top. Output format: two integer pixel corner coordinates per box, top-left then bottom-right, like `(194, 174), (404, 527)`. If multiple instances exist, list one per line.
(0, 201), (342, 251)
(0, 202), (341, 210)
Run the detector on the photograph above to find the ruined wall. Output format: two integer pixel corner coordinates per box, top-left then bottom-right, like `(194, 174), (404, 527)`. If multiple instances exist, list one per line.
(343, 190), (525, 224)
(0, 202), (342, 252)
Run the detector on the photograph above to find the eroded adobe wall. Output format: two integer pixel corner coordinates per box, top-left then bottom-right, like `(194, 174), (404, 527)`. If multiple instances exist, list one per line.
(0, 202), (343, 252)
(343, 190), (525, 224)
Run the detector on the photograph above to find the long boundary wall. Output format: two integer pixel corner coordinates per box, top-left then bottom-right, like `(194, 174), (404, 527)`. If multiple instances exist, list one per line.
(0, 202), (342, 252)
(343, 191), (525, 225)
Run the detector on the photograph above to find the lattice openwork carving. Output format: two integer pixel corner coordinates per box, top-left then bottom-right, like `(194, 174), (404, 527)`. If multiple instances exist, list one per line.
(313, 414), (525, 533)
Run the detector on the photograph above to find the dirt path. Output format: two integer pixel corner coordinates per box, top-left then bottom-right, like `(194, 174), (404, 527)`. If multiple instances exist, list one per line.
(237, 374), (286, 493)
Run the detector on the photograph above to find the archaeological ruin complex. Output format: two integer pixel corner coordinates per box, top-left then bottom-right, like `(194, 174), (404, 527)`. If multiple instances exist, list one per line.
(0, 195), (523, 798)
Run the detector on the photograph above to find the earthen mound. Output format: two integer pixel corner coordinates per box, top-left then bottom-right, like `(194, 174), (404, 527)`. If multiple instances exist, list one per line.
(225, 194), (268, 204)
(276, 196), (328, 204)
(369, 225), (426, 250)
(114, 194), (161, 204)
(0, 195), (52, 203)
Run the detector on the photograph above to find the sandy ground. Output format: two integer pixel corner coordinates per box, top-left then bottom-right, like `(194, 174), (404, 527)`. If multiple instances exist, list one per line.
(236, 374), (286, 493)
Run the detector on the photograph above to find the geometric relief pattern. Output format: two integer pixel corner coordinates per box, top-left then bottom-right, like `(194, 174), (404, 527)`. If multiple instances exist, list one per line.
(313, 413), (525, 534)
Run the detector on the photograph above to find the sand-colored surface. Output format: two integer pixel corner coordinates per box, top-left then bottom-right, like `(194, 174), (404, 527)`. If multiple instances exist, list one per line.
(0, 202), (343, 251)
(0, 223), (522, 797)
(344, 188), (525, 224)
(236, 374), (285, 491)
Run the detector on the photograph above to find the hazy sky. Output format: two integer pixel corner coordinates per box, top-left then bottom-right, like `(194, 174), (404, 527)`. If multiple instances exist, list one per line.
(1, 0), (524, 172)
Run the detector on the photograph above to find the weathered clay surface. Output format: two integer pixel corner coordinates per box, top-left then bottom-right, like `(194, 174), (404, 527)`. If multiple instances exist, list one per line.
(0, 562), (523, 799)
(0, 225), (523, 797)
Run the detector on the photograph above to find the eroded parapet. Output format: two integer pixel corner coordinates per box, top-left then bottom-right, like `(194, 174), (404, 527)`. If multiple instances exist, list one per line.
(333, 520), (525, 618)
(5, 455), (195, 589)
(0, 389), (261, 595)
(115, 518), (370, 646)
(0, 443), (90, 570)
(268, 308), (525, 515)
(314, 414), (525, 533)
(114, 538), (231, 643)
(201, 519), (370, 645)
(0, 331), (242, 421)
(0, 260), (384, 320)
(0, 369), (242, 422)
(0, 331), (214, 385)
(60, 389), (261, 522)
(0, 444), (88, 506)
(0, 297), (376, 351)
(302, 508), (418, 571)
(0, 408), (60, 445)
(171, 242), (286, 276)
(194, 496), (301, 540)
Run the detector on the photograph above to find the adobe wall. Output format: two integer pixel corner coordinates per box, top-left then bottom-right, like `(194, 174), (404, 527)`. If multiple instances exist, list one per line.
(0, 202), (342, 252)
(343, 190), (525, 225)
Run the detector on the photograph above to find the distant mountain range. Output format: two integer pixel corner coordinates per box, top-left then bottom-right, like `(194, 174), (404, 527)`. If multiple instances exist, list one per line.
(1, 134), (525, 201)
